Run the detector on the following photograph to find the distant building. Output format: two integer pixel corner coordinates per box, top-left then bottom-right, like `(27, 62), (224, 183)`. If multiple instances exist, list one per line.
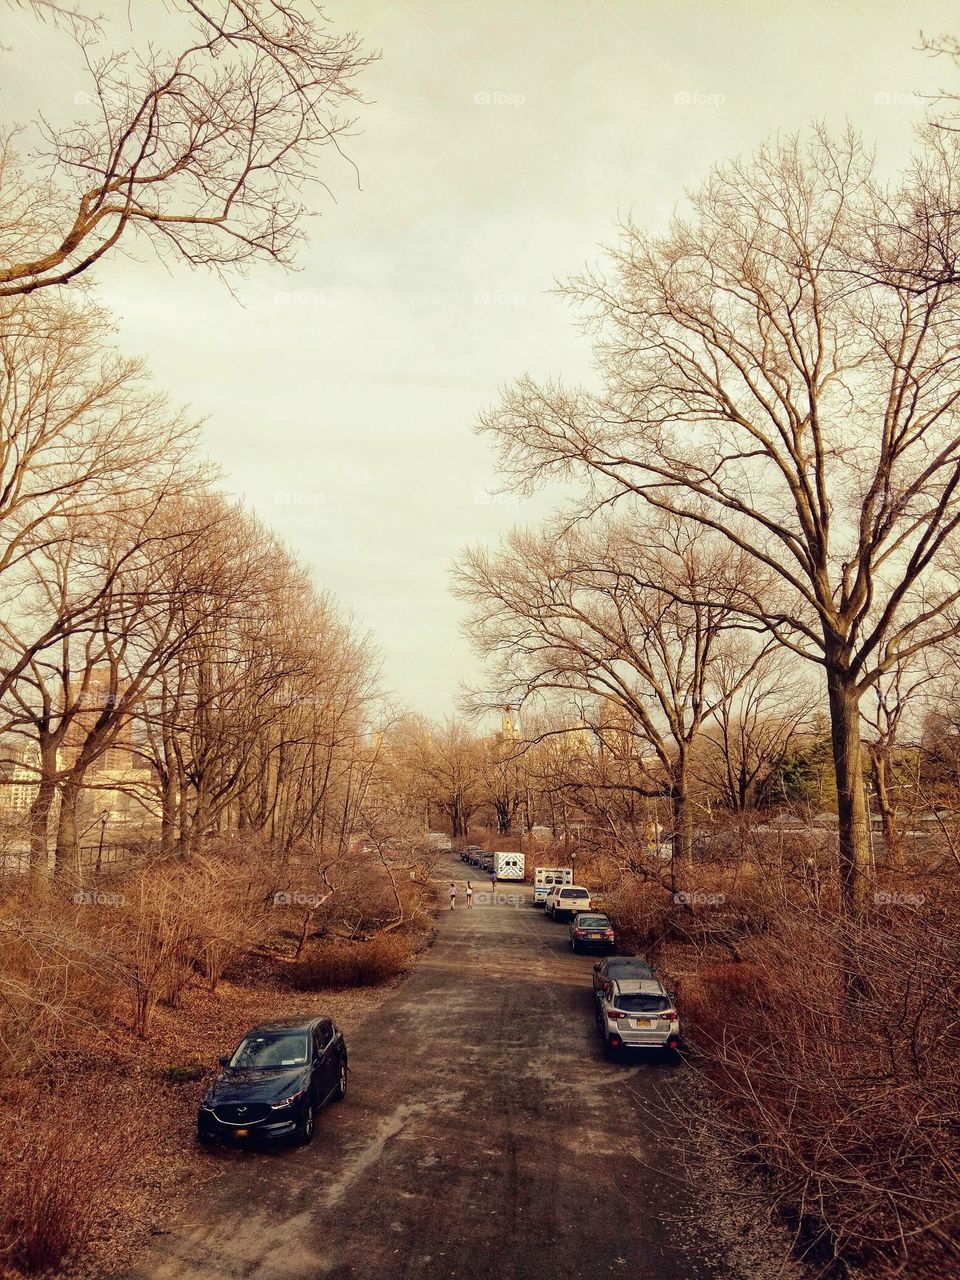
(500, 706), (521, 742)
(63, 669), (133, 772)
(0, 744), (40, 813)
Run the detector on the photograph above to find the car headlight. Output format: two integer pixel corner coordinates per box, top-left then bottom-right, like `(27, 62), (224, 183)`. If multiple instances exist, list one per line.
(270, 1086), (308, 1110)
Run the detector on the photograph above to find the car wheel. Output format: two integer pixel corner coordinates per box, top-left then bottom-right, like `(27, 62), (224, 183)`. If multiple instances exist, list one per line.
(196, 1127), (214, 1146)
(603, 1038), (619, 1061)
(333, 1059), (348, 1101)
(295, 1104), (315, 1146)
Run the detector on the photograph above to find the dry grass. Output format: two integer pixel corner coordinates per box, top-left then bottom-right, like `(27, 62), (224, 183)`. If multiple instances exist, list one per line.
(287, 932), (413, 989)
(0, 1084), (153, 1276)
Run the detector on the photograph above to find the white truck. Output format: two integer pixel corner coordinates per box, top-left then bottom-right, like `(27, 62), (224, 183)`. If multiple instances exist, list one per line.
(532, 865), (573, 906)
(492, 850), (524, 881)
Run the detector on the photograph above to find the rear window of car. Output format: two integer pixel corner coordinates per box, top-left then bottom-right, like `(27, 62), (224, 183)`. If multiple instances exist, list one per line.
(613, 994), (672, 1013)
(575, 915), (610, 927)
(561, 888), (588, 898)
(609, 959), (654, 979)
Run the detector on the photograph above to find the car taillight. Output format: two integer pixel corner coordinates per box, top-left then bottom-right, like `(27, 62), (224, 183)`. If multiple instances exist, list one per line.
(604, 931), (615, 938)
(662, 1010), (677, 1020)
(574, 929), (586, 936)
(607, 1009), (628, 1019)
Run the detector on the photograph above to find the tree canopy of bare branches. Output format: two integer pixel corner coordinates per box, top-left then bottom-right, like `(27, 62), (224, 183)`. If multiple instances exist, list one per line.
(0, 0), (374, 295)
(480, 127), (960, 913)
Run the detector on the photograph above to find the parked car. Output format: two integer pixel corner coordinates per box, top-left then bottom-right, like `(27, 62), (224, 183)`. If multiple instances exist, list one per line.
(592, 954), (656, 997)
(532, 865), (573, 906)
(544, 884), (592, 919)
(595, 978), (680, 1057)
(479, 851), (495, 871)
(460, 845), (482, 862)
(197, 1016), (347, 1146)
(569, 912), (616, 953)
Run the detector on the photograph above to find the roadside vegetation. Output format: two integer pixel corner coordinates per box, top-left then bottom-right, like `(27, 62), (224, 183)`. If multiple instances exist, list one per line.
(2, 1), (960, 1277)
(449, 54), (960, 1280)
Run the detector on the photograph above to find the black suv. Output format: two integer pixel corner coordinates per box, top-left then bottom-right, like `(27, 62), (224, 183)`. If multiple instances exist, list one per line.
(198, 1016), (347, 1146)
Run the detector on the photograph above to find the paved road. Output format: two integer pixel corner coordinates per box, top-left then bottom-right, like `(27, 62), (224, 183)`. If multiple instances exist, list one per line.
(130, 856), (731, 1280)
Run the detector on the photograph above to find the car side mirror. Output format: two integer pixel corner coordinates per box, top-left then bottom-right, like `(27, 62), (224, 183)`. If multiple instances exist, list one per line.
(218, 1055), (230, 1067)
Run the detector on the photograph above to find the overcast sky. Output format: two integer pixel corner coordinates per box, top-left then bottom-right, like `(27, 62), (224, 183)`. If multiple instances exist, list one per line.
(2, 0), (958, 716)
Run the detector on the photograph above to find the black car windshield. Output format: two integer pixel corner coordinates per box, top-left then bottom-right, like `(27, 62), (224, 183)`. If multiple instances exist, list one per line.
(229, 1032), (309, 1069)
(613, 994), (672, 1013)
(575, 915), (611, 928)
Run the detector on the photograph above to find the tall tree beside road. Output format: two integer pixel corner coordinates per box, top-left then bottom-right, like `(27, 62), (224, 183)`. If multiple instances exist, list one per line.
(480, 129), (960, 914)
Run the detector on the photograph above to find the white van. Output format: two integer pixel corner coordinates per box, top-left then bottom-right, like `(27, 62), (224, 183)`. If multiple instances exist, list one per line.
(533, 865), (573, 906)
(493, 850), (524, 881)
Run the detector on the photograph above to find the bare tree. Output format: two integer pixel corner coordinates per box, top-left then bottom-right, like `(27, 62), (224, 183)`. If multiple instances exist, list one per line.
(0, 1), (373, 295)
(696, 648), (814, 813)
(455, 514), (769, 862)
(481, 128), (960, 913)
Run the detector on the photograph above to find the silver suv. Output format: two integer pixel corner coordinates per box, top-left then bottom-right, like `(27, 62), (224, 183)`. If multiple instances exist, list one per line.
(595, 978), (680, 1057)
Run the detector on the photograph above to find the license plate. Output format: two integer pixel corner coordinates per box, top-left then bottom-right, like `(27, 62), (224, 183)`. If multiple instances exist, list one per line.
(233, 1128), (249, 1137)
(588, 933), (601, 939)
(631, 1018), (651, 1028)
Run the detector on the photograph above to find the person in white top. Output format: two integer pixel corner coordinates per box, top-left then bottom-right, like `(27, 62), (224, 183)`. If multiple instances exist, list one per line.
(465, 881), (474, 909)
(448, 881), (457, 909)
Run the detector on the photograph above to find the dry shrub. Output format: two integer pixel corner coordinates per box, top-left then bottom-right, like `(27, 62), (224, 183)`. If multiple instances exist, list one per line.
(684, 903), (960, 1275)
(287, 932), (412, 990)
(0, 1085), (151, 1275)
(0, 884), (127, 1071)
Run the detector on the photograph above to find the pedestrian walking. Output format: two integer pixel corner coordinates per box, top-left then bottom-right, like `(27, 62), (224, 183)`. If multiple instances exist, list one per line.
(449, 881), (457, 909)
(490, 869), (497, 898)
(466, 881), (474, 909)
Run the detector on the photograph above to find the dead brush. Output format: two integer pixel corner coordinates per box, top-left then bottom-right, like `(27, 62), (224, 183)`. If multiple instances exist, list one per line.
(0, 1085), (152, 1275)
(287, 932), (412, 989)
(677, 904), (960, 1275)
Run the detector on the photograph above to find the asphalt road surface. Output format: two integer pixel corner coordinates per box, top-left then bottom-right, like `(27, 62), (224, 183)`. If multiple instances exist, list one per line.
(130, 855), (733, 1280)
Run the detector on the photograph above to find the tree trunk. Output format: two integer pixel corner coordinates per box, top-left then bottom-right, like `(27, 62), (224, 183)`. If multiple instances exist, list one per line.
(495, 798), (510, 834)
(54, 776), (81, 877)
(28, 737), (61, 877)
(826, 669), (870, 915)
(671, 772), (693, 865)
(871, 749), (902, 870)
